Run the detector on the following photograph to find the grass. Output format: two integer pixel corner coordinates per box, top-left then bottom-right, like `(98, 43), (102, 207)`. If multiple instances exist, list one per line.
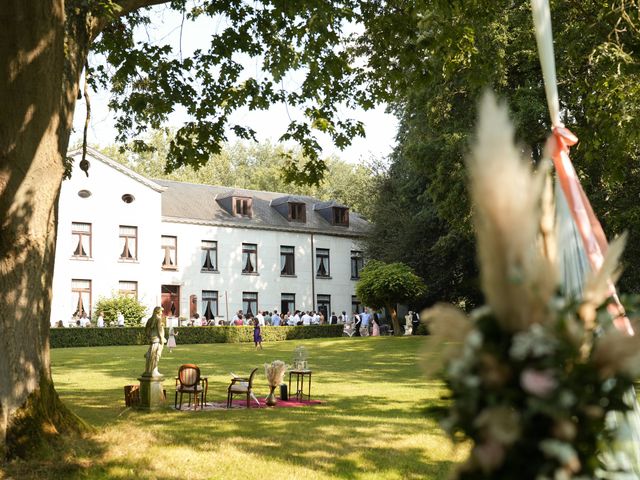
(3, 336), (467, 479)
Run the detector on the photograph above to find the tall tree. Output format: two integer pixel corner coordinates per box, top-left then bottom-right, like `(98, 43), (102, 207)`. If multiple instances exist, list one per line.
(0, 0), (386, 459)
(365, 1), (640, 306)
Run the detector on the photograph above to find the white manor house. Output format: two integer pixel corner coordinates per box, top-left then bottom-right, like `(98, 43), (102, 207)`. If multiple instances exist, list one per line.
(50, 148), (369, 326)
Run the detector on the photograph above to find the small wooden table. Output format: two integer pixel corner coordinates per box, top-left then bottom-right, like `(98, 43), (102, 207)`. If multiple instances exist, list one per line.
(289, 369), (312, 401)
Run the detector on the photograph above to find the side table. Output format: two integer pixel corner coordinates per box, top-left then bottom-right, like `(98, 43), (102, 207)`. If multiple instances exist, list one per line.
(289, 369), (312, 401)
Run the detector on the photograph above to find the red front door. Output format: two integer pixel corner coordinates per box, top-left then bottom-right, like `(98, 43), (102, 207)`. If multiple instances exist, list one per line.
(161, 285), (180, 318)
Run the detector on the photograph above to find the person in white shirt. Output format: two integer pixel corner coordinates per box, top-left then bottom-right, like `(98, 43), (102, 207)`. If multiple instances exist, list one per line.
(301, 311), (311, 326)
(117, 311), (125, 327)
(312, 312), (320, 325)
(289, 311), (300, 326)
(256, 311), (265, 326)
(342, 311), (349, 324)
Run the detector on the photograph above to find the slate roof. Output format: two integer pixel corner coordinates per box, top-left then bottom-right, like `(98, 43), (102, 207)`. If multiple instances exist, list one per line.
(155, 179), (370, 237)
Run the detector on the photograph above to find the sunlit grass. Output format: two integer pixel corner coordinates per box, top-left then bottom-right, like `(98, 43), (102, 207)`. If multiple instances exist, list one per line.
(3, 336), (467, 479)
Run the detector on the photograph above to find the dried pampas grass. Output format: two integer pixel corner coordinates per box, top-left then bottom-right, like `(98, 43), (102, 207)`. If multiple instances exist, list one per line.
(421, 303), (473, 378)
(593, 329), (640, 379)
(467, 92), (556, 331)
(579, 233), (627, 329)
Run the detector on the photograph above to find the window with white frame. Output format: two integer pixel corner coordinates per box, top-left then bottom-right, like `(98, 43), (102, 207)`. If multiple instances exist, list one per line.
(280, 246), (295, 275)
(317, 294), (331, 319)
(242, 243), (257, 273)
(242, 292), (258, 316)
(201, 240), (218, 271)
(161, 235), (177, 269)
(71, 222), (91, 258)
(351, 250), (364, 279)
(119, 226), (138, 261)
(202, 290), (218, 320)
(71, 279), (91, 317)
(351, 296), (362, 314)
(288, 202), (306, 222)
(233, 197), (253, 217)
(332, 207), (349, 226)
(316, 248), (330, 277)
(281, 293), (295, 316)
(118, 281), (138, 299)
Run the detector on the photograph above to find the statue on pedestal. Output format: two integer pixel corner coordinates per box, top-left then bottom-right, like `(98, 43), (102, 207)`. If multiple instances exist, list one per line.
(143, 307), (165, 377)
(404, 311), (413, 335)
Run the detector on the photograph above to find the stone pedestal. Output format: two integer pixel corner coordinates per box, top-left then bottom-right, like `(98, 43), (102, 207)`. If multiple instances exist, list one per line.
(138, 374), (165, 410)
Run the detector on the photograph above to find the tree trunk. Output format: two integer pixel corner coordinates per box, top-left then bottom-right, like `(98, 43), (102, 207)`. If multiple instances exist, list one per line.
(0, 1), (90, 459)
(386, 303), (401, 336)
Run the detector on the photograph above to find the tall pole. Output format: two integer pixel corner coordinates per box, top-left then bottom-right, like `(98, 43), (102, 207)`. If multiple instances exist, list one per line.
(225, 290), (229, 324)
(310, 232), (315, 311)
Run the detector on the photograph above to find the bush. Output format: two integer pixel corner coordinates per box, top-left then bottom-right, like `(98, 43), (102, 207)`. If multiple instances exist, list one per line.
(415, 323), (430, 335)
(95, 295), (147, 326)
(50, 325), (344, 348)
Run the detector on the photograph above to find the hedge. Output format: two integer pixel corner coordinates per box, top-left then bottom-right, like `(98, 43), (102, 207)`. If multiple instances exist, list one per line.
(50, 325), (344, 348)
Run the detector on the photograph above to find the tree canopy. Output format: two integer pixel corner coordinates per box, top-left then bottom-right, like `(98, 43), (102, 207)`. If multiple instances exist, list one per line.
(87, 0), (392, 184)
(365, 0), (640, 306)
(356, 260), (426, 334)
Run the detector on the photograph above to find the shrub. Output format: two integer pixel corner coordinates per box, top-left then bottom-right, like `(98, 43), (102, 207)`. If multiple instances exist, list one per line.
(95, 295), (148, 326)
(50, 325), (344, 348)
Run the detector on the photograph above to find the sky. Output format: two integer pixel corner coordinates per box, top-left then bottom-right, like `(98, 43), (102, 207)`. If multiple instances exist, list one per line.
(71, 4), (399, 164)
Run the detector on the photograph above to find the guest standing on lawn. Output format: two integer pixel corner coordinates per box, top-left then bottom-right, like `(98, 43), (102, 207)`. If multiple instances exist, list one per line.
(272, 310), (281, 326)
(253, 318), (263, 350)
(353, 312), (362, 336)
(167, 325), (178, 353)
(372, 314), (380, 336)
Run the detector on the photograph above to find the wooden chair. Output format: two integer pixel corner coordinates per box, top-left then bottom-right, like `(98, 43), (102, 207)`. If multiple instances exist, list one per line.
(226, 368), (258, 408)
(175, 364), (208, 410)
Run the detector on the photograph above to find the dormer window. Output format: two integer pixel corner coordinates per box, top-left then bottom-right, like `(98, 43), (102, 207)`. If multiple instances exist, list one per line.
(233, 197), (252, 217)
(289, 202), (306, 222)
(332, 207), (349, 226)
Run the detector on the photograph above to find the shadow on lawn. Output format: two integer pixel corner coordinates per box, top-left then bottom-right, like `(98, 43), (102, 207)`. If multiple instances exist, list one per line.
(41, 337), (456, 479)
(116, 392), (452, 478)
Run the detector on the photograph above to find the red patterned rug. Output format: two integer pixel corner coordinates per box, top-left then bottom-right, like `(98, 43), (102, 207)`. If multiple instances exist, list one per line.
(174, 397), (323, 411)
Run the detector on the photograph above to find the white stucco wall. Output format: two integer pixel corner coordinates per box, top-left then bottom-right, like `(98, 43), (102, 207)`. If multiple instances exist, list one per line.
(158, 221), (361, 320)
(50, 151), (163, 325)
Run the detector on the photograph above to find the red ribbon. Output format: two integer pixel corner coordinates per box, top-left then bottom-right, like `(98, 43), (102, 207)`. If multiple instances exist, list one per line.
(547, 127), (633, 335)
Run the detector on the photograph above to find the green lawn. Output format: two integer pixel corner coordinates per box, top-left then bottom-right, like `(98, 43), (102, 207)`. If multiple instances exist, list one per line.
(4, 336), (466, 479)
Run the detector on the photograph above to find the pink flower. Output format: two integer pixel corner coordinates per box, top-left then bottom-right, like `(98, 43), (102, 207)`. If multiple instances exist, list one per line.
(473, 439), (505, 473)
(520, 369), (557, 397)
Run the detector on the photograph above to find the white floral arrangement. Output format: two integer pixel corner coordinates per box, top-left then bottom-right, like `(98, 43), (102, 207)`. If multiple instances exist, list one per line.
(264, 360), (289, 387)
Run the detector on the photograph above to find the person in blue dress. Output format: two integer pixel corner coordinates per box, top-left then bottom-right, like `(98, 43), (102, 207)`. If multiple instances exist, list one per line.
(253, 317), (263, 350)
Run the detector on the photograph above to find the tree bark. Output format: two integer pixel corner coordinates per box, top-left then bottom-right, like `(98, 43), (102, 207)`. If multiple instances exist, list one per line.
(386, 303), (401, 336)
(0, 0), (92, 459)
